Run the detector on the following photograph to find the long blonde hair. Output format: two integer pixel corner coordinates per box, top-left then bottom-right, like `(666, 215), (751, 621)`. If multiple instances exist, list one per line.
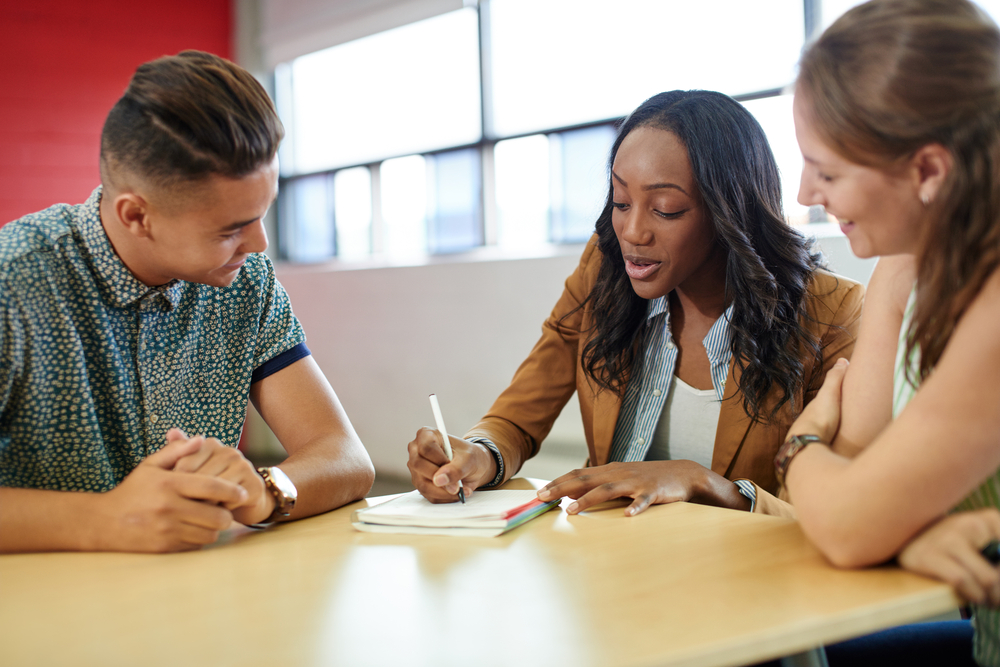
(798, 0), (1000, 380)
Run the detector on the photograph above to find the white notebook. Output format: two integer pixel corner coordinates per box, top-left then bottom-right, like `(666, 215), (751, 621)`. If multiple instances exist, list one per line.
(352, 489), (560, 537)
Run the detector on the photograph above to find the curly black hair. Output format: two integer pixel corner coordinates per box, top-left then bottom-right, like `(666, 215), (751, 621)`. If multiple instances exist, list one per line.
(582, 90), (824, 424)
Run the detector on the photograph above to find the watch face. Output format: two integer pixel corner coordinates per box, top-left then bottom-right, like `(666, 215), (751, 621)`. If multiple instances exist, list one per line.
(777, 440), (797, 468)
(268, 467), (298, 503)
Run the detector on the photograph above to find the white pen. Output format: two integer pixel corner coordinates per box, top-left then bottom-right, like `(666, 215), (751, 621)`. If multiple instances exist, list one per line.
(429, 393), (465, 503)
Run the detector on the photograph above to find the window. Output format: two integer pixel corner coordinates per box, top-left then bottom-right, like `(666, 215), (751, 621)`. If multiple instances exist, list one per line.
(427, 148), (483, 254)
(276, 1), (824, 264)
(283, 8), (481, 175)
(488, 0), (803, 137)
(380, 155), (428, 258)
(333, 167), (372, 260)
(549, 126), (616, 243)
(742, 95), (810, 225)
(278, 173), (334, 263)
(494, 134), (550, 250)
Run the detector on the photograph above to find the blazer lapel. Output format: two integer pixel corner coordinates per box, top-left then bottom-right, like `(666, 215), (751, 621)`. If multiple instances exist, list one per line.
(711, 356), (753, 477)
(584, 323), (631, 467)
(591, 383), (622, 466)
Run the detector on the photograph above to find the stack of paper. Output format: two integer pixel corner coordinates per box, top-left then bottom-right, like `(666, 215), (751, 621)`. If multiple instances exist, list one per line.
(352, 489), (560, 537)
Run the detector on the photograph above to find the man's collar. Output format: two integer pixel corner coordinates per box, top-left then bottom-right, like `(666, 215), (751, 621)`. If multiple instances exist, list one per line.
(77, 186), (182, 310)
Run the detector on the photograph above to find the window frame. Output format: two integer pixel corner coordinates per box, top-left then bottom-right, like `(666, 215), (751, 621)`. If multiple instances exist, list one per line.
(274, 0), (823, 264)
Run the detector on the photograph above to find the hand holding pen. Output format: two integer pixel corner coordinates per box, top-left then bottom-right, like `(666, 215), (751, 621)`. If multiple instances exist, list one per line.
(429, 394), (464, 503)
(404, 398), (501, 504)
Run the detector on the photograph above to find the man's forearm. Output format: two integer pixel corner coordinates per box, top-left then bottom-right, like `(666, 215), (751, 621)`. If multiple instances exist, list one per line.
(2, 440), (250, 553)
(249, 355), (375, 518)
(0, 487), (101, 553)
(275, 435), (375, 520)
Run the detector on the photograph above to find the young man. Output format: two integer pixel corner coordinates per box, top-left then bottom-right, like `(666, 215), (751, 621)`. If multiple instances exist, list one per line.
(0, 50), (375, 553)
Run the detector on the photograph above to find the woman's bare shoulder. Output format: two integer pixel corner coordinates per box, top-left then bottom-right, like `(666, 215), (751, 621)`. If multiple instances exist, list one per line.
(954, 266), (1000, 333)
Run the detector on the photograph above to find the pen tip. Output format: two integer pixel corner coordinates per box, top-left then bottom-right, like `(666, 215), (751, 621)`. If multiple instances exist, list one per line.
(458, 488), (466, 504)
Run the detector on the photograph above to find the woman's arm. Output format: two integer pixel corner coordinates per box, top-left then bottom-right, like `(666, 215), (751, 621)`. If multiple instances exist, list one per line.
(408, 240), (600, 500)
(463, 242), (600, 478)
(832, 254), (916, 458)
(786, 269), (1000, 567)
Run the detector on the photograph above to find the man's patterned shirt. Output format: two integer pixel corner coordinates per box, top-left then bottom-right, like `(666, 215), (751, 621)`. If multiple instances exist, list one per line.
(0, 187), (306, 492)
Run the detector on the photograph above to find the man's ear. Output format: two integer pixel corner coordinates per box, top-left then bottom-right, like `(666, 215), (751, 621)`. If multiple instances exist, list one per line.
(112, 193), (153, 239)
(910, 143), (953, 206)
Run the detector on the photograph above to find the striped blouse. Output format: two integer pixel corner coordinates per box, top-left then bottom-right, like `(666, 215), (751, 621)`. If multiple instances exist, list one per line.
(476, 295), (756, 505)
(607, 296), (733, 463)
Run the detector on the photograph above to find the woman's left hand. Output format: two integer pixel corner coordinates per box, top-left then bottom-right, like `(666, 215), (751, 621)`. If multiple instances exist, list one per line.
(536, 460), (751, 516)
(787, 357), (849, 443)
(899, 509), (1000, 608)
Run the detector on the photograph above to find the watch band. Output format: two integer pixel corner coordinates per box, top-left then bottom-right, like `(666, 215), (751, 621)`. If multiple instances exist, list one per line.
(257, 466), (297, 524)
(774, 434), (825, 487)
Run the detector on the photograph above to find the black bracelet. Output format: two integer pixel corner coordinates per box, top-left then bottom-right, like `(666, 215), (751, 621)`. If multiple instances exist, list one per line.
(469, 438), (505, 489)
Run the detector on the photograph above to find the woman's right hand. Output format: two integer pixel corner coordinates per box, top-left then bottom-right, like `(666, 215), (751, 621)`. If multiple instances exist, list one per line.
(898, 508), (1000, 607)
(406, 428), (498, 503)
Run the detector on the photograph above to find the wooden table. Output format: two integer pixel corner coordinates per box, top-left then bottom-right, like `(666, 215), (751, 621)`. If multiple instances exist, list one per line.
(0, 479), (959, 667)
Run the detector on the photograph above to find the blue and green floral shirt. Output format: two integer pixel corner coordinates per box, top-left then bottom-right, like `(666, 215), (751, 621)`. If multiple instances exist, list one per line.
(0, 187), (307, 492)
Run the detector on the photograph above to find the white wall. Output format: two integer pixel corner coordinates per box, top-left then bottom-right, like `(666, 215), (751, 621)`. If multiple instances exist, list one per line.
(251, 231), (875, 480)
(266, 245), (587, 478)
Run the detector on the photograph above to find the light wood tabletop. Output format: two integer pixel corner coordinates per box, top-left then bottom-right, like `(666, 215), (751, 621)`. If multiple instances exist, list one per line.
(0, 479), (959, 667)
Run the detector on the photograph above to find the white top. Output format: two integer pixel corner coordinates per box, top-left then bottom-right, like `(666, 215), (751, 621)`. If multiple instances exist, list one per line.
(644, 375), (721, 469)
(609, 299), (733, 463)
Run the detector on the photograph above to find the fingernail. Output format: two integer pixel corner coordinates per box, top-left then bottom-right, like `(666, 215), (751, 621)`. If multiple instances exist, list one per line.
(538, 489), (551, 500)
(567, 502), (579, 514)
(626, 507), (635, 516)
(433, 473), (448, 486)
(836, 358), (849, 367)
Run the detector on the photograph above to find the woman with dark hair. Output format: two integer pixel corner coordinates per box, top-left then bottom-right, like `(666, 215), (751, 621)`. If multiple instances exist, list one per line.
(407, 90), (863, 517)
(775, 0), (1000, 664)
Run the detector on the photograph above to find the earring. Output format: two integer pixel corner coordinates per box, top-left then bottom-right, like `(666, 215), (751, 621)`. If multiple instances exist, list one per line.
(921, 193), (931, 206)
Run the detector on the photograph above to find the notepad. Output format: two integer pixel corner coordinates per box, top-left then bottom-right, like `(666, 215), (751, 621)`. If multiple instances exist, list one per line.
(351, 490), (560, 537)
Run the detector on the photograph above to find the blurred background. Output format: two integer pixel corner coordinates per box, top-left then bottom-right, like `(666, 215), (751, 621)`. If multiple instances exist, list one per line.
(5, 0), (992, 494)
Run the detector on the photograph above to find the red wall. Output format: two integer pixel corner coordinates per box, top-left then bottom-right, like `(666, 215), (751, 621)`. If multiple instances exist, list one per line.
(0, 0), (232, 225)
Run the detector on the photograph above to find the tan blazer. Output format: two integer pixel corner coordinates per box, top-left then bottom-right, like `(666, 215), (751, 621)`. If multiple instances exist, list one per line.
(466, 239), (865, 517)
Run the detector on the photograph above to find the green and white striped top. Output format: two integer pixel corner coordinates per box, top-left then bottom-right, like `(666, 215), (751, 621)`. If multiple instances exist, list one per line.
(894, 286), (1000, 667)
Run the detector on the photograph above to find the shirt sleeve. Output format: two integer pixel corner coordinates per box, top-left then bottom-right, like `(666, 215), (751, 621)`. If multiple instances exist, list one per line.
(733, 479), (757, 512)
(806, 277), (865, 403)
(252, 255), (307, 371)
(251, 342), (311, 384)
(464, 240), (601, 486)
(739, 479), (797, 519)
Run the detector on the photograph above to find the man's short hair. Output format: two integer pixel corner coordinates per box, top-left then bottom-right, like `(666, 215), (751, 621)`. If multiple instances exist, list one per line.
(100, 50), (284, 188)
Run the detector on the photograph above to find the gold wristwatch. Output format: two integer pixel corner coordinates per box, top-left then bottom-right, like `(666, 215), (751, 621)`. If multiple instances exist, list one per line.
(257, 466), (298, 524)
(774, 434), (825, 487)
